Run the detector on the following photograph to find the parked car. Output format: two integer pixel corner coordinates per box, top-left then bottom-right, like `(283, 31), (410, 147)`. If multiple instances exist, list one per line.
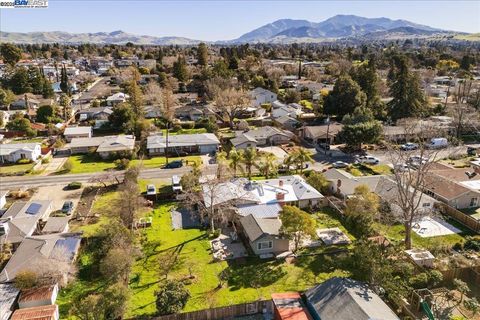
(407, 155), (429, 168)
(163, 160), (183, 169)
(357, 156), (380, 165)
(467, 146), (478, 156)
(146, 184), (156, 196)
(425, 138), (448, 149)
(61, 201), (74, 215)
(394, 163), (409, 172)
(332, 161), (349, 168)
(317, 143), (330, 151)
(172, 175), (183, 192)
(401, 142), (419, 151)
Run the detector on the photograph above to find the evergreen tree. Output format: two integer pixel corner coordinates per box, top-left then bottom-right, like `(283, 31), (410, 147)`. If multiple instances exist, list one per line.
(172, 56), (188, 82)
(60, 65), (70, 94)
(196, 43), (208, 67)
(324, 74), (366, 119)
(387, 55), (427, 121)
(350, 55), (386, 119)
(0, 43), (22, 66)
(339, 107), (382, 150)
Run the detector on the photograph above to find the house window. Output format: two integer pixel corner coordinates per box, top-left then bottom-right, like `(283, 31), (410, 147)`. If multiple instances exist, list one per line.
(470, 198), (478, 207)
(257, 241), (273, 250)
(20, 154), (26, 159)
(422, 203), (431, 207)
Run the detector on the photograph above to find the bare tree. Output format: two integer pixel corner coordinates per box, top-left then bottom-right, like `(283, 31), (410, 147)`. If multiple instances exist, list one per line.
(450, 80), (480, 139)
(159, 86), (176, 164)
(383, 123), (445, 249)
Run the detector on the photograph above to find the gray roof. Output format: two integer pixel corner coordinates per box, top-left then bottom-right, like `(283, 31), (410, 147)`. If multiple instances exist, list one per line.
(64, 126), (92, 135)
(0, 283), (19, 320)
(230, 134), (257, 147)
(78, 107), (113, 115)
(96, 135), (135, 153)
(305, 277), (400, 320)
(147, 133), (220, 149)
(1, 200), (52, 244)
(236, 203), (282, 219)
(240, 214), (282, 242)
(42, 216), (70, 234)
(0, 143), (40, 156)
(70, 136), (107, 148)
(0, 233), (81, 283)
(324, 169), (384, 196)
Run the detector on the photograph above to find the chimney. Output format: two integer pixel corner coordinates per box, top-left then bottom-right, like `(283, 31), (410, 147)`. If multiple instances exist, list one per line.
(276, 192), (285, 202)
(279, 180), (284, 187)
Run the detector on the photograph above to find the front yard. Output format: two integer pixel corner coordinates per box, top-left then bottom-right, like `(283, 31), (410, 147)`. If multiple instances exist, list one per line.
(62, 154), (202, 174)
(0, 162), (35, 176)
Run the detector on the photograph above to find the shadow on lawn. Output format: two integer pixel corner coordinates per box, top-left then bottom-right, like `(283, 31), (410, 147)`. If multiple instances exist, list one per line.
(224, 258), (287, 290)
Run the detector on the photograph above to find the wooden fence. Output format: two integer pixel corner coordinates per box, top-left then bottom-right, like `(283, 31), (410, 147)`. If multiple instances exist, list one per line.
(151, 300), (273, 320)
(434, 202), (480, 233)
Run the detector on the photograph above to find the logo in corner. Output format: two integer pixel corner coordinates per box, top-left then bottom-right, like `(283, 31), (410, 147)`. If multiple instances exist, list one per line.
(1, 0), (48, 8)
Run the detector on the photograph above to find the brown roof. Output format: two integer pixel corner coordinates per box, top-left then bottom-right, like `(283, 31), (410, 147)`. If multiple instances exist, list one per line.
(11, 305), (57, 320)
(430, 167), (480, 183)
(19, 285), (56, 304)
(424, 173), (472, 200)
(272, 292), (313, 320)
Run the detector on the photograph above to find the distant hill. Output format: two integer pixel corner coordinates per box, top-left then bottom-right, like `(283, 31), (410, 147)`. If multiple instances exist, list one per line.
(228, 14), (457, 43)
(0, 15), (472, 45)
(0, 30), (202, 45)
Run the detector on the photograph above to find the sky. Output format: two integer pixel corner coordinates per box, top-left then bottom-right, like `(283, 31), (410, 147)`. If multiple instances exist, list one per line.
(1, 0), (479, 41)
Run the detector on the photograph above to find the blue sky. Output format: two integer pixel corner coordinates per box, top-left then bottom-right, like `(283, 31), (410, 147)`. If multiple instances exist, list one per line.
(1, 1), (479, 41)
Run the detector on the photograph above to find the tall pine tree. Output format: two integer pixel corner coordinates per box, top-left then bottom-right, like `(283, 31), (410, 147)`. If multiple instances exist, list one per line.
(387, 55), (427, 121)
(60, 65), (70, 95)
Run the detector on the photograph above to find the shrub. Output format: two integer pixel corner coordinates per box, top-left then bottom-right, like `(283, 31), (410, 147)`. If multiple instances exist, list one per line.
(62, 159), (73, 172)
(463, 237), (480, 251)
(155, 280), (190, 315)
(15, 270), (38, 290)
(41, 157), (51, 164)
(180, 121), (195, 130)
(114, 158), (130, 170)
(17, 158), (32, 164)
(171, 124), (182, 132)
(10, 190), (29, 199)
(67, 181), (82, 190)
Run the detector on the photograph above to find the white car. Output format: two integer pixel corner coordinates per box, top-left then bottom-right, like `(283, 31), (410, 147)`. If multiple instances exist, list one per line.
(394, 163), (409, 172)
(332, 161), (349, 168)
(401, 142), (418, 151)
(146, 184), (156, 196)
(358, 156), (380, 165)
(407, 155), (429, 168)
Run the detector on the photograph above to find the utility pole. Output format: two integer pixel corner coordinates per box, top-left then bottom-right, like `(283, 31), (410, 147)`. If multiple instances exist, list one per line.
(325, 115), (330, 156)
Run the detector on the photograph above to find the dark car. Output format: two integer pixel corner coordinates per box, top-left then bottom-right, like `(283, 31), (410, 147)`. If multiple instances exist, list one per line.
(61, 201), (74, 215)
(163, 160), (183, 169)
(467, 147), (478, 156)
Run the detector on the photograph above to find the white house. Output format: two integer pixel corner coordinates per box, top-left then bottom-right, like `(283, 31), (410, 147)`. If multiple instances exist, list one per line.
(63, 126), (92, 142)
(250, 88), (277, 107)
(106, 92), (129, 106)
(147, 133), (220, 155)
(0, 143), (42, 164)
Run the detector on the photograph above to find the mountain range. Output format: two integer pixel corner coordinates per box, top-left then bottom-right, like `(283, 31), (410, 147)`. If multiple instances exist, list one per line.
(0, 15), (467, 45)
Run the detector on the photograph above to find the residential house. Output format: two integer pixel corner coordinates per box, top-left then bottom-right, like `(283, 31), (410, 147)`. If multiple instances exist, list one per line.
(304, 277), (400, 320)
(106, 92), (129, 106)
(272, 104), (303, 120)
(18, 284), (58, 309)
(10, 305), (59, 320)
(63, 126), (92, 142)
(0, 200), (53, 247)
(203, 176), (324, 210)
(41, 217), (70, 234)
(0, 143), (41, 164)
(0, 111), (10, 127)
(231, 126), (294, 150)
(143, 105), (162, 119)
(0, 283), (19, 320)
(250, 87), (278, 107)
(299, 122), (343, 145)
(174, 104), (213, 121)
(274, 115), (300, 131)
(77, 107), (113, 121)
(0, 233), (81, 283)
(423, 164), (480, 209)
(147, 133), (220, 156)
(69, 135), (135, 158)
(51, 82), (77, 94)
(240, 214), (289, 256)
(11, 97), (40, 110)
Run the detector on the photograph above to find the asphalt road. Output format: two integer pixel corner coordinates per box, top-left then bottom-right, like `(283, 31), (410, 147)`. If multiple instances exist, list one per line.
(0, 167), (195, 189)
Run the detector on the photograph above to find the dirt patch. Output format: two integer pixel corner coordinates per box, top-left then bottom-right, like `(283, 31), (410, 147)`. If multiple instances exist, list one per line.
(74, 186), (100, 219)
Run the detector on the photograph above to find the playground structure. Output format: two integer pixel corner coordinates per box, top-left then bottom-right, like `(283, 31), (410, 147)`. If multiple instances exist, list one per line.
(133, 217), (153, 229)
(411, 289), (435, 320)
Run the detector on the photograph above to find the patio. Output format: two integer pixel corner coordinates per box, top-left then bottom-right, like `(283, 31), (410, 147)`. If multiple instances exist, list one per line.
(316, 227), (351, 245)
(412, 216), (462, 238)
(211, 229), (248, 261)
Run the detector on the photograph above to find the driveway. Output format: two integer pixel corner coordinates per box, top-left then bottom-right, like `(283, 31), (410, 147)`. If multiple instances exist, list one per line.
(31, 184), (84, 212)
(42, 156), (67, 175)
(258, 146), (289, 161)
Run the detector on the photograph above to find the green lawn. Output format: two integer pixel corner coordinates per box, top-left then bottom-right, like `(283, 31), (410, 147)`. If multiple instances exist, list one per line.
(347, 163), (392, 177)
(64, 154), (202, 174)
(6, 137), (45, 144)
(0, 162), (35, 175)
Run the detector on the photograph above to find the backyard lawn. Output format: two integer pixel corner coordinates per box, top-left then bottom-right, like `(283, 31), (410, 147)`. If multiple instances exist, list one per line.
(347, 163), (393, 176)
(0, 162), (35, 175)
(63, 154), (202, 174)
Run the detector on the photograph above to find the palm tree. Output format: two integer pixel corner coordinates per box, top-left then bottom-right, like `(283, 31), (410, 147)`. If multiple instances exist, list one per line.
(257, 153), (278, 179)
(216, 151), (228, 179)
(228, 148), (243, 177)
(242, 147), (259, 180)
(282, 154), (295, 175)
(292, 148), (313, 173)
